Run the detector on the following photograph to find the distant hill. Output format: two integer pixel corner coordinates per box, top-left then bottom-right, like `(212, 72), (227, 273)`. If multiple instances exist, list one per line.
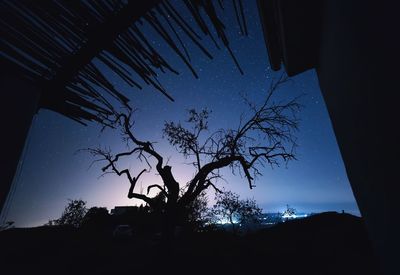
(243, 212), (380, 274)
(0, 212), (380, 275)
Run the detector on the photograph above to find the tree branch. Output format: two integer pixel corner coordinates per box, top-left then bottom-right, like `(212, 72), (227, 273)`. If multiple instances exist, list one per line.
(147, 184), (168, 197)
(127, 190), (154, 207)
(205, 180), (223, 193)
(116, 113), (164, 171)
(101, 147), (143, 172)
(180, 155), (245, 206)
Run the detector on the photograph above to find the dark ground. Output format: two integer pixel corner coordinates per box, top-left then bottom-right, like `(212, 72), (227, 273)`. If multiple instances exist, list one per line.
(0, 212), (381, 275)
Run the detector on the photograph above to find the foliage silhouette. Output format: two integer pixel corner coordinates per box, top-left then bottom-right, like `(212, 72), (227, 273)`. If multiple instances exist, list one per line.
(51, 199), (88, 228)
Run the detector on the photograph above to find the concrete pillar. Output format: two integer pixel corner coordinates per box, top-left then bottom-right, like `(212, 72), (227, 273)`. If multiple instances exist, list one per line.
(0, 70), (41, 223)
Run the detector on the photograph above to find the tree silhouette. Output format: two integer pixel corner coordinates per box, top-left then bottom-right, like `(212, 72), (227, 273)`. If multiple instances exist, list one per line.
(211, 190), (262, 234)
(52, 199), (88, 228)
(238, 197), (263, 227)
(212, 190), (241, 233)
(87, 75), (301, 237)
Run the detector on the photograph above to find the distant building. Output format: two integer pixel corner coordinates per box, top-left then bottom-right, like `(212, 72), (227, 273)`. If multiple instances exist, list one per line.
(110, 206), (138, 216)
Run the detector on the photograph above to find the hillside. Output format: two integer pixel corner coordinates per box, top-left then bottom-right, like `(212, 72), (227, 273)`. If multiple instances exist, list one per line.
(0, 212), (380, 274)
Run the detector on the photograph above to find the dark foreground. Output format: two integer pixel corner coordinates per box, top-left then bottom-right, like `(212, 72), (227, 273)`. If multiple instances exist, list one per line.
(0, 212), (381, 275)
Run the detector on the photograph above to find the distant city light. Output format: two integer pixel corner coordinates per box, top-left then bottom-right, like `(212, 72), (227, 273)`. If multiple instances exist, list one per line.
(282, 213), (297, 219)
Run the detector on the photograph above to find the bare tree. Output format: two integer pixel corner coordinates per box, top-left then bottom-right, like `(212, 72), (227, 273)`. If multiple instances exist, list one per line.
(86, 75), (301, 237)
(212, 190), (242, 233)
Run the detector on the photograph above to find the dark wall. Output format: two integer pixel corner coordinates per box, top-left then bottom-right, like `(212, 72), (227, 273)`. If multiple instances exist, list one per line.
(258, 1), (399, 274)
(316, 1), (399, 274)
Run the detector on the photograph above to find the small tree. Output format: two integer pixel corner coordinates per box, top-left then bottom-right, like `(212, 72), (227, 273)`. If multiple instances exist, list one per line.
(239, 198), (263, 231)
(212, 190), (262, 234)
(212, 191), (241, 233)
(53, 199), (88, 228)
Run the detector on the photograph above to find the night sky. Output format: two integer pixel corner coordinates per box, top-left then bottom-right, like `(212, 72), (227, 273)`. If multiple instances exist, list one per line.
(2, 1), (359, 227)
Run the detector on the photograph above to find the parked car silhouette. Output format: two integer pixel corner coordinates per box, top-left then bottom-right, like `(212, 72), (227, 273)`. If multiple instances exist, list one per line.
(112, 225), (133, 238)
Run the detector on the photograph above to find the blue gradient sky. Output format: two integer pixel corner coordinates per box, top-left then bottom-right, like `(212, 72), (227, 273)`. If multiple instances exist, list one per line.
(2, 0), (359, 227)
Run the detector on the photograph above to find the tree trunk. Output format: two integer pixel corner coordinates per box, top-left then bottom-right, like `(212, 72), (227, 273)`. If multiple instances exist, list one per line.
(161, 201), (179, 249)
(229, 216), (236, 234)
